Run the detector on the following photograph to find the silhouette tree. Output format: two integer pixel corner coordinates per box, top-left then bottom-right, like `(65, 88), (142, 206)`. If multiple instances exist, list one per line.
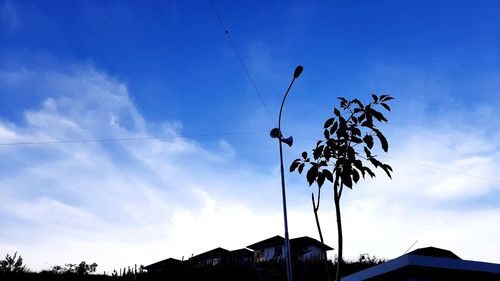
(75, 261), (98, 275)
(0, 252), (26, 273)
(291, 94), (393, 281)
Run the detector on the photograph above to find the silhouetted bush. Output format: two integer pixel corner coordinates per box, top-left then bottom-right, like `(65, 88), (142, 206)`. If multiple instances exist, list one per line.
(0, 252), (27, 273)
(0, 255), (384, 281)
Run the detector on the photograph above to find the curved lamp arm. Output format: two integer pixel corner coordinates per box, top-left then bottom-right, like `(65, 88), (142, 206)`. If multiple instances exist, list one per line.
(278, 65), (303, 131)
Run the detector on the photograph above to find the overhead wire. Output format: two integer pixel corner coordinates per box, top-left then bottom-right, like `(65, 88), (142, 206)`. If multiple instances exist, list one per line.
(0, 3), (275, 145)
(1, 129), (499, 183)
(208, 0), (277, 126)
(0, 131), (264, 146)
(378, 155), (500, 184)
(1, 2), (497, 186)
(292, 134), (500, 184)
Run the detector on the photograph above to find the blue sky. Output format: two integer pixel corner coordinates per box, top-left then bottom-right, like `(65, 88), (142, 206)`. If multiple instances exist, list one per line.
(1, 0), (500, 273)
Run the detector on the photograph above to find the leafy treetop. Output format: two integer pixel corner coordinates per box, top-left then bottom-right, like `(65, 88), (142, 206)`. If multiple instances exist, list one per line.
(291, 94), (394, 194)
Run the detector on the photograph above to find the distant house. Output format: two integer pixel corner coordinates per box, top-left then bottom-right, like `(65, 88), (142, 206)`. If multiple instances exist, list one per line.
(144, 257), (181, 273)
(247, 236), (286, 263)
(190, 247), (230, 267)
(291, 236), (333, 261)
(229, 248), (254, 267)
(342, 247), (500, 281)
(247, 235), (333, 263)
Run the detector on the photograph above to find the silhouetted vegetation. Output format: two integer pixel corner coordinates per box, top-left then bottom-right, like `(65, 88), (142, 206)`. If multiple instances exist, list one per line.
(0, 252), (27, 273)
(291, 94), (393, 281)
(44, 261), (98, 275)
(0, 251), (385, 281)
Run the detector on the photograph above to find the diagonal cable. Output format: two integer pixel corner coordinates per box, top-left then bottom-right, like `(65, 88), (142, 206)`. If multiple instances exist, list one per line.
(208, 0), (276, 126)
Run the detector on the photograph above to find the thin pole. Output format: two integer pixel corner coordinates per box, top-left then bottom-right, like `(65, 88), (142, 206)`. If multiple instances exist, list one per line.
(279, 139), (293, 281)
(278, 76), (297, 281)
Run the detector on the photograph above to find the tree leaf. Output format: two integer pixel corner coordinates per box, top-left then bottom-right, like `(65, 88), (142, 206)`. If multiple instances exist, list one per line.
(381, 164), (392, 179)
(324, 129), (330, 139)
(334, 107), (341, 116)
(351, 98), (364, 108)
(330, 121), (338, 135)
(363, 166), (375, 178)
(358, 167), (366, 178)
(338, 97), (348, 108)
(351, 127), (362, 136)
(364, 146), (372, 158)
(313, 145), (323, 160)
(361, 119), (373, 128)
(352, 168), (360, 183)
(324, 118), (335, 128)
(372, 94), (378, 103)
(358, 113), (365, 122)
(290, 159), (300, 172)
(380, 102), (391, 111)
(363, 135), (374, 149)
(381, 96), (394, 102)
(374, 129), (389, 152)
(347, 146), (356, 160)
(302, 152), (308, 159)
(323, 169), (333, 182)
(337, 117), (348, 138)
(370, 108), (388, 122)
(306, 166), (318, 186)
(368, 157), (381, 168)
(341, 169), (353, 188)
(385, 164), (393, 172)
(298, 163), (305, 174)
(317, 172), (325, 187)
(337, 97), (348, 104)
(351, 136), (363, 144)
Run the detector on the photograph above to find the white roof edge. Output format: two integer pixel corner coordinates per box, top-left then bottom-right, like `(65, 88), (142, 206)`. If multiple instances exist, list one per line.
(342, 254), (500, 281)
(342, 255), (411, 281)
(407, 255), (500, 274)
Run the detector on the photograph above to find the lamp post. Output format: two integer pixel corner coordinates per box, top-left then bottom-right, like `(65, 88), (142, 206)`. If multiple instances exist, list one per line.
(270, 65), (303, 281)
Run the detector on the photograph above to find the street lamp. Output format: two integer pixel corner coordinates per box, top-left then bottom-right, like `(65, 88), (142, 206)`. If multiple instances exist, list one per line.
(270, 65), (303, 281)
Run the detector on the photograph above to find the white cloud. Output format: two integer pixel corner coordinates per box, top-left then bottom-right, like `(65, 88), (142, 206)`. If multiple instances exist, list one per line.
(0, 64), (499, 274)
(0, 65), (288, 272)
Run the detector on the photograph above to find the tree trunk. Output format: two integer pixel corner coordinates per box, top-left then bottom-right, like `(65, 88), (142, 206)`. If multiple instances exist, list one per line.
(312, 193), (331, 281)
(334, 180), (343, 281)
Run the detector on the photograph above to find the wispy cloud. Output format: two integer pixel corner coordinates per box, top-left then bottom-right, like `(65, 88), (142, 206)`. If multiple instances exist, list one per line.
(0, 63), (499, 273)
(0, 65), (284, 271)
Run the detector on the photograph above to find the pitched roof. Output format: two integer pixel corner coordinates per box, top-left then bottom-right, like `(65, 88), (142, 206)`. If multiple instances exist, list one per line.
(343, 247), (500, 281)
(247, 235), (284, 250)
(247, 235), (333, 251)
(291, 236), (333, 251)
(190, 247), (230, 260)
(229, 248), (253, 257)
(408, 246), (460, 259)
(144, 258), (181, 270)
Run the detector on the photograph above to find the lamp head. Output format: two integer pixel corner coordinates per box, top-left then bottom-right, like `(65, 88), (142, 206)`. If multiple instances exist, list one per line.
(293, 65), (303, 78)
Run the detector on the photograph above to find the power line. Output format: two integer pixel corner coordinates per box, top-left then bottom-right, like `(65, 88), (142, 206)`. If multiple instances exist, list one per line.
(208, 0), (276, 126)
(2, 129), (499, 184)
(0, 131), (264, 146)
(380, 155), (500, 184)
(292, 134), (500, 184)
